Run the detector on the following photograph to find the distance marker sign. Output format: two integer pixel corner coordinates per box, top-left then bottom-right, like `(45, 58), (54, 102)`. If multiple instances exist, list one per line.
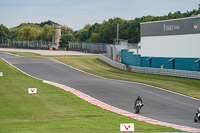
(28, 88), (37, 94)
(120, 123), (134, 131)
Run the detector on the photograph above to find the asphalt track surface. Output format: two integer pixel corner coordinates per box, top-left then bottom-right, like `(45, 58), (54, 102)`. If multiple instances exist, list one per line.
(1, 52), (200, 129)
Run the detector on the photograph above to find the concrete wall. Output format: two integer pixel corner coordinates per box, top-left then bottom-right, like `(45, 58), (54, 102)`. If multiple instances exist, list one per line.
(121, 49), (141, 66)
(175, 58), (199, 71)
(129, 65), (200, 79)
(121, 50), (200, 71)
(99, 54), (200, 79)
(99, 54), (126, 70)
(140, 34), (200, 58)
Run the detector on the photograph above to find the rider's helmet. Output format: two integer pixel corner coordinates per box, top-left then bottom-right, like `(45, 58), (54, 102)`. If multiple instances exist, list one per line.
(138, 96), (142, 99)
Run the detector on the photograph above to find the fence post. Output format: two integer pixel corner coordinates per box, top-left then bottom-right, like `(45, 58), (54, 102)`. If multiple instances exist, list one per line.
(7, 39), (9, 46)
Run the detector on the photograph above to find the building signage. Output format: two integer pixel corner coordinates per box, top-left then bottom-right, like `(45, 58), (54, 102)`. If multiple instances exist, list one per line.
(141, 16), (200, 37)
(163, 24), (180, 32)
(193, 19), (200, 32)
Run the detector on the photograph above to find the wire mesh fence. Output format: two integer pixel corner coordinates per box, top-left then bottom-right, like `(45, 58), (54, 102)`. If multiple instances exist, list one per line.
(0, 38), (52, 50)
(106, 44), (140, 62)
(69, 42), (108, 53)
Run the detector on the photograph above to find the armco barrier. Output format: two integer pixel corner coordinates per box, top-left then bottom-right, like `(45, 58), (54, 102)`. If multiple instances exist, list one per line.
(99, 54), (126, 70)
(99, 54), (200, 79)
(129, 66), (200, 79)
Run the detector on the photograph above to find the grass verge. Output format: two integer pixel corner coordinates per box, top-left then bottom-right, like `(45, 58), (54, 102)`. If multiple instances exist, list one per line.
(0, 58), (180, 132)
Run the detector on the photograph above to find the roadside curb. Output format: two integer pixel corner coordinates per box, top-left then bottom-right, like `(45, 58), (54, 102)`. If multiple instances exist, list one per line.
(44, 80), (200, 132)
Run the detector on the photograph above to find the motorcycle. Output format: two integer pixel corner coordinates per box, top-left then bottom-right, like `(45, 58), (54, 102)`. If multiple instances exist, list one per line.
(135, 101), (143, 114)
(194, 113), (200, 122)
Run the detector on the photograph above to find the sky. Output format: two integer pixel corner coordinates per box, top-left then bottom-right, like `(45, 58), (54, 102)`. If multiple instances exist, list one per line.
(0, 0), (200, 30)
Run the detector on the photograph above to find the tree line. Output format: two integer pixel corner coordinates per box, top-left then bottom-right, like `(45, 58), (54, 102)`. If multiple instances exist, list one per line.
(0, 4), (200, 47)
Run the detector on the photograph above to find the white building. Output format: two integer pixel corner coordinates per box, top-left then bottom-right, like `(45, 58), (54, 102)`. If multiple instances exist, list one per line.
(140, 16), (200, 58)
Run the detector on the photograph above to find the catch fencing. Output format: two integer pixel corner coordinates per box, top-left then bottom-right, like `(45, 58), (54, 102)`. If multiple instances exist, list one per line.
(99, 54), (200, 79)
(0, 39), (52, 49)
(69, 42), (108, 53)
(106, 44), (140, 62)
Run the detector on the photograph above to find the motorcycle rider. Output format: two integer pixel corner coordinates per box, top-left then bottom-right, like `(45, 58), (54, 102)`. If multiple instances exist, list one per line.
(196, 108), (200, 119)
(134, 96), (143, 109)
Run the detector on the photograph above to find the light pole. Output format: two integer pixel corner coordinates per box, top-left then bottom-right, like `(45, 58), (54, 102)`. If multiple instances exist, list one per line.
(117, 23), (119, 45)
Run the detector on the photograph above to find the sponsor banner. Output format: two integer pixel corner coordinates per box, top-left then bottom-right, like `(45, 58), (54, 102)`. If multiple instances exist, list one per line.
(120, 123), (134, 131)
(141, 16), (200, 37)
(28, 88), (37, 94)
(0, 72), (3, 76)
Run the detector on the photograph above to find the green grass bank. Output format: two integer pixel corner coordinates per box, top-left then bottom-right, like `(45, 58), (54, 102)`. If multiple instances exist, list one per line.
(0, 58), (180, 132)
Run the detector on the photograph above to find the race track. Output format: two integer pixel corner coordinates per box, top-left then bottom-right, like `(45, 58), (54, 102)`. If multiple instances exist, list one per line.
(0, 52), (200, 129)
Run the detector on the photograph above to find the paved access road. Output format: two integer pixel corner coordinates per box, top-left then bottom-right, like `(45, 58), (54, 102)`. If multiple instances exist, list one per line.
(1, 52), (200, 129)
(0, 48), (97, 55)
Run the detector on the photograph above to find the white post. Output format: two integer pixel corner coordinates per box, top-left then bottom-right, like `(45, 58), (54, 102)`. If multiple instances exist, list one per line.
(117, 23), (119, 45)
(7, 39), (9, 46)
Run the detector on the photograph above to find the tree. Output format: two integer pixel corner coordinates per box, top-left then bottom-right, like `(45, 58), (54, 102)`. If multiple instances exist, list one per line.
(60, 25), (75, 47)
(9, 23), (54, 41)
(83, 24), (91, 30)
(125, 20), (140, 43)
(36, 20), (57, 27)
(17, 26), (41, 41)
(100, 18), (124, 43)
(40, 24), (54, 41)
(9, 24), (41, 41)
(61, 25), (73, 35)
(9, 27), (18, 39)
(75, 29), (89, 42)
(0, 24), (9, 39)
(198, 4), (200, 11)
(87, 33), (101, 43)
(60, 34), (74, 48)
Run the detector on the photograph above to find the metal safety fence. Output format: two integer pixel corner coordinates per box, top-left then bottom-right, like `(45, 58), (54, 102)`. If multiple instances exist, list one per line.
(69, 42), (108, 53)
(106, 44), (140, 62)
(99, 54), (200, 79)
(0, 39), (52, 50)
